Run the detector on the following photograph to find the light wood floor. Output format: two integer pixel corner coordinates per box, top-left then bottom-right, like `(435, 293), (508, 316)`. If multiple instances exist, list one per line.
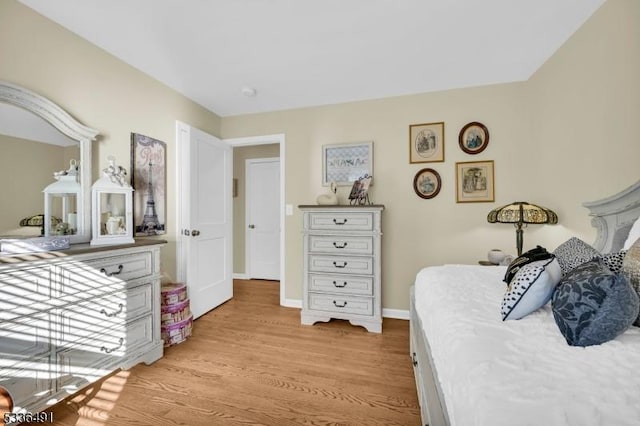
(30, 280), (421, 425)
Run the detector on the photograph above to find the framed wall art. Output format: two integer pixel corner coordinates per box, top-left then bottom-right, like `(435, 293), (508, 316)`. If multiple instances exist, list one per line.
(130, 133), (166, 236)
(322, 141), (373, 186)
(413, 168), (442, 199)
(455, 160), (495, 203)
(459, 122), (489, 154)
(409, 122), (444, 163)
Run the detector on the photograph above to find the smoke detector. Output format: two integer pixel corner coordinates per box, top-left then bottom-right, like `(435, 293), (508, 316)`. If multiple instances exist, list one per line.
(241, 86), (257, 97)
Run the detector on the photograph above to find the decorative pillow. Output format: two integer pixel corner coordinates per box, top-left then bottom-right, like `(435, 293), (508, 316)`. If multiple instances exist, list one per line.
(501, 257), (562, 321)
(553, 237), (600, 275)
(594, 250), (627, 274)
(503, 245), (554, 284)
(621, 238), (640, 326)
(551, 259), (639, 346)
(623, 216), (640, 250)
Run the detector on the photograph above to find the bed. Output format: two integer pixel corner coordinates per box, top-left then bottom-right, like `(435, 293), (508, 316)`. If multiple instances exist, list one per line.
(409, 180), (640, 426)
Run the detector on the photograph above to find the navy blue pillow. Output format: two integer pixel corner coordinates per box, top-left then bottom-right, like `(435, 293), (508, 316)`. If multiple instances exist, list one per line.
(551, 259), (639, 347)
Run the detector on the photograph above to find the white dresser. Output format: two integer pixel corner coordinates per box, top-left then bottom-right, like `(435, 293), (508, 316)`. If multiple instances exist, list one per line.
(299, 205), (384, 333)
(0, 240), (164, 416)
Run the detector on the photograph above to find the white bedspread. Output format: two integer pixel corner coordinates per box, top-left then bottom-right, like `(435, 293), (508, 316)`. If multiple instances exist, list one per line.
(414, 264), (640, 426)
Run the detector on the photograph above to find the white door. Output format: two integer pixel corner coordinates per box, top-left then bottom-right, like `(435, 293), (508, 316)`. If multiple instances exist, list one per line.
(246, 158), (280, 280)
(176, 121), (233, 319)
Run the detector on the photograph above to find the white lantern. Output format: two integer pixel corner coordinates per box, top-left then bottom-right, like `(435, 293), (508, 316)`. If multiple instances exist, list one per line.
(43, 159), (81, 238)
(90, 156), (134, 246)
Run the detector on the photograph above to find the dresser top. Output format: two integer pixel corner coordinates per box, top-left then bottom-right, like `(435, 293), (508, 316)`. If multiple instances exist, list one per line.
(0, 238), (166, 264)
(298, 204), (385, 210)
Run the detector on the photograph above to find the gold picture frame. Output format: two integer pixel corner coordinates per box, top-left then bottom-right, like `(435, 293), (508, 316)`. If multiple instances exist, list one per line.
(455, 160), (495, 203)
(409, 122), (445, 163)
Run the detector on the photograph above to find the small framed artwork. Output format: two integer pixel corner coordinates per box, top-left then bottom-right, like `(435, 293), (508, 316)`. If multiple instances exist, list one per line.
(455, 160), (495, 203)
(130, 133), (167, 235)
(348, 174), (373, 205)
(322, 141), (373, 186)
(459, 122), (489, 154)
(413, 168), (442, 199)
(409, 122), (445, 163)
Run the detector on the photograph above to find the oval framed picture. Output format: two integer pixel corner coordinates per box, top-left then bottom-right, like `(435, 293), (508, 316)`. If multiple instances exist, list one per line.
(459, 122), (489, 155)
(413, 168), (442, 199)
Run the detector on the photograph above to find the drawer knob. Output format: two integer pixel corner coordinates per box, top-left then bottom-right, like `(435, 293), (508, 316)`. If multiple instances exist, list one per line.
(101, 337), (124, 354)
(333, 300), (348, 308)
(100, 303), (124, 318)
(100, 264), (124, 277)
(333, 261), (348, 268)
(332, 242), (348, 249)
(333, 281), (348, 288)
(333, 218), (348, 225)
(412, 352), (418, 366)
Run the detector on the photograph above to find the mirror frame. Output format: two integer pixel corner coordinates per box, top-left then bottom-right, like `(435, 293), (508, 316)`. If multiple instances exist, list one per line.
(0, 81), (99, 244)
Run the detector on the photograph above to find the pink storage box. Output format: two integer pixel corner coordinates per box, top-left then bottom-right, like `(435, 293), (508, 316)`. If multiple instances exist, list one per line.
(161, 282), (188, 306)
(161, 314), (193, 347)
(161, 299), (192, 325)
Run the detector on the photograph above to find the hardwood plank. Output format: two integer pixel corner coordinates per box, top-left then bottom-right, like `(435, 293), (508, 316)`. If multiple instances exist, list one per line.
(25, 280), (420, 425)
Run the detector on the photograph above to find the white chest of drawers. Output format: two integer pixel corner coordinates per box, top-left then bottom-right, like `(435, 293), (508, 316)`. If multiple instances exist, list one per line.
(0, 240), (164, 416)
(299, 205), (384, 333)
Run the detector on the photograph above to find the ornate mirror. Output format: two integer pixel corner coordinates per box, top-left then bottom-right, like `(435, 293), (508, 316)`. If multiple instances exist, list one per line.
(0, 81), (98, 245)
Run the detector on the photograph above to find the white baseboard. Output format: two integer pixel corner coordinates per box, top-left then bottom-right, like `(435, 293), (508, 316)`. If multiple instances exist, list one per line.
(233, 273), (249, 280)
(382, 308), (409, 320)
(282, 298), (302, 309)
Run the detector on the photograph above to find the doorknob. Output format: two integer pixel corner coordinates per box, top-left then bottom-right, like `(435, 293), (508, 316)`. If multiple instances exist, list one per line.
(248, 224), (255, 229)
(191, 230), (200, 236)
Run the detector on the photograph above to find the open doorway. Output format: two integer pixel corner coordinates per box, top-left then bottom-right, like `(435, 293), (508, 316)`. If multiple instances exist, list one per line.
(225, 134), (286, 306)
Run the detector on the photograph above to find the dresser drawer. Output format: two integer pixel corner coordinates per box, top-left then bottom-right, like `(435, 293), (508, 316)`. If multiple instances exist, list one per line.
(58, 284), (153, 348)
(309, 235), (373, 255)
(309, 274), (373, 296)
(85, 251), (154, 282)
(308, 293), (373, 316)
(56, 251), (154, 299)
(0, 267), (52, 311)
(308, 212), (373, 231)
(0, 355), (52, 408)
(0, 313), (51, 359)
(309, 255), (373, 275)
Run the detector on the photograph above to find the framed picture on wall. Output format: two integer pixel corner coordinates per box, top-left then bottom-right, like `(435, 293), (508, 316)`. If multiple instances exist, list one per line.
(458, 121), (489, 154)
(322, 141), (373, 186)
(455, 160), (495, 203)
(413, 168), (442, 199)
(130, 133), (166, 235)
(409, 122), (445, 163)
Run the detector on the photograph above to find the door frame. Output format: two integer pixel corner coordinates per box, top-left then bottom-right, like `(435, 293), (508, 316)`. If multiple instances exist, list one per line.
(225, 134), (287, 307)
(245, 157), (280, 280)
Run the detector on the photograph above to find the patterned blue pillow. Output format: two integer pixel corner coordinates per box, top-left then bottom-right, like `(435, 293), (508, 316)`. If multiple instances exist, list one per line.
(551, 259), (639, 347)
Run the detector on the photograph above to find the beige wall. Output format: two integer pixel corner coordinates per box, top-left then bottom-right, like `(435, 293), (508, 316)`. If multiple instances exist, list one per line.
(232, 144), (280, 274)
(0, 135), (69, 234)
(0, 0), (221, 279)
(222, 0), (639, 310)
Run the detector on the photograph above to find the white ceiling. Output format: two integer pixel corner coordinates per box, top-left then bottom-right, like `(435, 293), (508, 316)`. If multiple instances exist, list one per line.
(19, 0), (605, 117)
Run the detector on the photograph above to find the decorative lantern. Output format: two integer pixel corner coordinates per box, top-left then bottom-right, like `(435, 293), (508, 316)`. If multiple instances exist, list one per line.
(43, 159), (81, 238)
(90, 156), (134, 246)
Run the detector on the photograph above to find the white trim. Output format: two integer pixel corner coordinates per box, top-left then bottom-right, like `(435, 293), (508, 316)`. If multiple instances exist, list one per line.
(282, 298), (302, 309)
(233, 273), (249, 280)
(383, 308), (410, 320)
(225, 133), (287, 306)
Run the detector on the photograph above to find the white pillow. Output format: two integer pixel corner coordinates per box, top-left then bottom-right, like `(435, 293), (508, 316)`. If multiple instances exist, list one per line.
(623, 216), (640, 250)
(501, 258), (562, 320)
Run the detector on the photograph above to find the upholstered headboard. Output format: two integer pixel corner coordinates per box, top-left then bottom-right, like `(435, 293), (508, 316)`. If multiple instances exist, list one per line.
(583, 180), (640, 253)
